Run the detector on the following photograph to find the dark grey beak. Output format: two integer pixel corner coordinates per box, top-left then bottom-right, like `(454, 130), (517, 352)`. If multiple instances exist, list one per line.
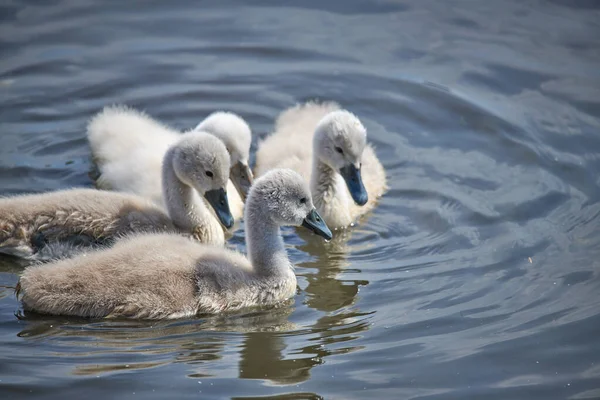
(301, 208), (333, 240)
(339, 164), (368, 206)
(204, 188), (234, 229)
(230, 161), (253, 201)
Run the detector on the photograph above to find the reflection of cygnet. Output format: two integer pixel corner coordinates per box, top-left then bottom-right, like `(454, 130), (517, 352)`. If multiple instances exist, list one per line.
(16, 169), (332, 319)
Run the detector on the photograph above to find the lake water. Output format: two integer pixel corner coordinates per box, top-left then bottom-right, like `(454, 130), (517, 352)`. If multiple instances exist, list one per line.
(1, 0), (600, 399)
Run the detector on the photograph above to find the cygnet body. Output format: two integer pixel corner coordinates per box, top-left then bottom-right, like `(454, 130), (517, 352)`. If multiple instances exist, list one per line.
(0, 132), (233, 261)
(255, 101), (387, 229)
(16, 169), (332, 319)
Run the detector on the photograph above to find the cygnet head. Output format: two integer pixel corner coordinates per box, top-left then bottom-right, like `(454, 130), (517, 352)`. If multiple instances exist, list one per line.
(313, 110), (368, 206)
(195, 112), (254, 200)
(246, 169), (332, 240)
(170, 131), (234, 229)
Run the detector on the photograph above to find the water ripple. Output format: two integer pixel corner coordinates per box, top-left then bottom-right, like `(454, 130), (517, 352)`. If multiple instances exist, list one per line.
(1, 0), (599, 399)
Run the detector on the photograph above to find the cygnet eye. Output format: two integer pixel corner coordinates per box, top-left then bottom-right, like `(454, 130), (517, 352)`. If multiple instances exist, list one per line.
(335, 146), (344, 154)
(299, 197), (307, 204)
(205, 171), (214, 178)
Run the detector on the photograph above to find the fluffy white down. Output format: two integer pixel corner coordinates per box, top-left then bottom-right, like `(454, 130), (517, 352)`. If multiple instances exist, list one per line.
(87, 105), (246, 220)
(254, 101), (387, 228)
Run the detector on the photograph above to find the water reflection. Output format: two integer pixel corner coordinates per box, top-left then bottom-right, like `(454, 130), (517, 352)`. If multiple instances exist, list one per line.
(0, 255), (30, 272)
(239, 331), (317, 384)
(12, 296), (373, 390)
(15, 307), (296, 376)
(232, 393), (324, 400)
(239, 310), (371, 386)
(297, 228), (365, 312)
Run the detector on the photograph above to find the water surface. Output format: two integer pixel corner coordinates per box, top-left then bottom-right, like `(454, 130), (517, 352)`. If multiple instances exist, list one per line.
(1, 0), (600, 399)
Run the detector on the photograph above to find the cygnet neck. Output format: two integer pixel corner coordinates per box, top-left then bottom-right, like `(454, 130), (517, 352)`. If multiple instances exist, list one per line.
(162, 147), (217, 241)
(310, 154), (341, 206)
(245, 195), (292, 276)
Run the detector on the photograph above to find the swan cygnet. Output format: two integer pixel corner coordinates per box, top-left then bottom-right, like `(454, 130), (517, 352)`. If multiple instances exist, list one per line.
(0, 132), (233, 261)
(16, 169), (333, 319)
(86, 105), (253, 220)
(255, 101), (387, 229)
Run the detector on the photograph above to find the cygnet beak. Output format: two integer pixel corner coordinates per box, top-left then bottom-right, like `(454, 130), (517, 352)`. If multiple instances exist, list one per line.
(230, 161), (254, 201)
(204, 188), (234, 229)
(339, 163), (368, 206)
(301, 208), (333, 240)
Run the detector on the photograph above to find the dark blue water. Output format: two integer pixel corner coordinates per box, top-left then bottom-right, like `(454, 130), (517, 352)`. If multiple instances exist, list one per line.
(1, 0), (599, 398)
